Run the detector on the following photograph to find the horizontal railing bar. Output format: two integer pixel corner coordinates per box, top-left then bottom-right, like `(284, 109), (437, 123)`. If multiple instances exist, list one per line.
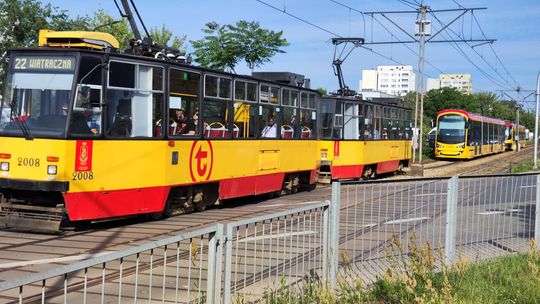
(460, 172), (539, 179)
(341, 176), (450, 185)
(226, 200), (330, 228)
(0, 224), (220, 292)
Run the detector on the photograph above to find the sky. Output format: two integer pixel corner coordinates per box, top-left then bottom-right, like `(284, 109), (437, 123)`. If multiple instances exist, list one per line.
(47, 0), (540, 110)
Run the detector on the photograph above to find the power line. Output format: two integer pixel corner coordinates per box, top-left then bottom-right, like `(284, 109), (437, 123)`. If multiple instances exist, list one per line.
(428, 11), (515, 90)
(471, 13), (520, 88)
(254, 0), (341, 37)
(254, 0), (430, 78)
(452, 0), (522, 90)
(328, 0), (443, 76)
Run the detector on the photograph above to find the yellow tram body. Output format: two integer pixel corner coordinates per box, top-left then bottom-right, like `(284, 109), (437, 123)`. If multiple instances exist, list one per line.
(435, 109), (506, 160)
(0, 30), (410, 231)
(318, 140), (411, 181)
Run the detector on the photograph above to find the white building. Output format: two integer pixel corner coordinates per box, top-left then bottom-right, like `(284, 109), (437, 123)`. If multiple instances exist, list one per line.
(359, 65), (415, 96)
(427, 74), (472, 94)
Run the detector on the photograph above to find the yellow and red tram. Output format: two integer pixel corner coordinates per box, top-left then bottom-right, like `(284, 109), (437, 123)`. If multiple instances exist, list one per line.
(504, 121), (527, 151)
(434, 109), (506, 159)
(317, 96), (412, 181)
(0, 30), (411, 231)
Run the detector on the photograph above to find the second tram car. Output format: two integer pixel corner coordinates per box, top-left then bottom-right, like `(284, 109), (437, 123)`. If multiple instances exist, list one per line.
(435, 109), (506, 159)
(317, 96), (412, 181)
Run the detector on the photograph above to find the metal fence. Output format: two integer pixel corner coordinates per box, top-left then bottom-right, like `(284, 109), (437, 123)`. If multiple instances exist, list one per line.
(222, 202), (329, 304)
(1, 173), (539, 303)
(333, 173), (540, 286)
(0, 225), (222, 304)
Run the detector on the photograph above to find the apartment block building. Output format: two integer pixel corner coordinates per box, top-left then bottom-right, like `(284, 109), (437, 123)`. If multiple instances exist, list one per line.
(359, 65), (415, 96)
(427, 73), (472, 94)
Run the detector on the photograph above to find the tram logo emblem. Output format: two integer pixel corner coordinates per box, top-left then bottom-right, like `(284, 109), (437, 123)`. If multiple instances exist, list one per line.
(75, 140), (93, 172)
(189, 140), (214, 182)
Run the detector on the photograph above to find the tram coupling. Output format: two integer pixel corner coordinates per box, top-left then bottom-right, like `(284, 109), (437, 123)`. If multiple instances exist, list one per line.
(0, 194), (65, 233)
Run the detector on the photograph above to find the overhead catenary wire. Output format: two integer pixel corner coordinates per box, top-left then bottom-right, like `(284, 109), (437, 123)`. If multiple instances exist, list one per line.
(452, 0), (522, 90)
(328, 0), (443, 76)
(428, 11), (515, 90)
(255, 0), (341, 37)
(254, 0), (429, 77)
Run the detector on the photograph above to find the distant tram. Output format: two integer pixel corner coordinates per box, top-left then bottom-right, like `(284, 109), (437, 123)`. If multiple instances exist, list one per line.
(434, 109), (507, 159)
(504, 121), (527, 151)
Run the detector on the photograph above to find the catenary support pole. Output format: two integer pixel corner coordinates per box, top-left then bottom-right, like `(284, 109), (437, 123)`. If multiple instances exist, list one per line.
(534, 72), (540, 169)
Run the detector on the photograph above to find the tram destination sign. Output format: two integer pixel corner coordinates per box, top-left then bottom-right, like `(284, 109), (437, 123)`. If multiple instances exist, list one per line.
(11, 55), (76, 72)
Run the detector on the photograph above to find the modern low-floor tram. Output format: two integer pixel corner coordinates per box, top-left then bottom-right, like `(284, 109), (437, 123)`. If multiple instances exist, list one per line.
(435, 109), (506, 160)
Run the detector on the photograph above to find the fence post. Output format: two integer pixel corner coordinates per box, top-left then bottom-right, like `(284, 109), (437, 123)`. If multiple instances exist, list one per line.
(535, 174), (540, 248)
(222, 224), (233, 304)
(322, 200), (330, 282)
(206, 224), (224, 304)
(328, 181), (341, 287)
(445, 176), (458, 264)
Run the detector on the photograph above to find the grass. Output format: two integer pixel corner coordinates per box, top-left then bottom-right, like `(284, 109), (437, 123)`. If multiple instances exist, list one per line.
(254, 237), (540, 304)
(509, 160), (539, 173)
(451, 253), (540, 303)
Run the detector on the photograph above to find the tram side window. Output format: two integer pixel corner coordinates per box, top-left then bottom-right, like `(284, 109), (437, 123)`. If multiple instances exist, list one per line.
(233, 80), (258, 139)
(204, 75), (232, 138)
(282, 89), (299, 139)
(298, 92), (317, 139)
(260, 85), (280, 105)
(470, 121), (481, 145)
(107, 62), (163, 138)
(373, 105), (383, 140)
(343, 102), (359, 140)
(319, 98), (336, 140)
(70, 56), (103, 137)
(169, 69), (200, 137)
(259, 105), (280, 138)
(363, 104), (374, 139)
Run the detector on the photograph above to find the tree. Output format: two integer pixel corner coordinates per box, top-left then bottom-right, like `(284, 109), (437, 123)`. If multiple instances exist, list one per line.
(191, 22), (241, 72)
(89, 9), (131, 50)
(229, 20), (288, 71)
(315, 87), (327, 95)
(150, 25), (186, 52)
(0, 0), (90, 92)
(191, 20), (288, 72)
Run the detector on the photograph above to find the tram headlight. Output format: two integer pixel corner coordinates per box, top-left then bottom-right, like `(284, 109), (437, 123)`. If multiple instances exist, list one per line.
(321, 151), (328, 159)
(0, 162), (9, 171)
(436, 143), (442, 148)
(47, 165), (57, 175)
(457, 144), (465, 149)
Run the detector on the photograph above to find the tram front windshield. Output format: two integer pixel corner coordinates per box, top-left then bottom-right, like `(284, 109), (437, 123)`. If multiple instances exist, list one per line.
(437, 114), (466, 144)
(0, 54), (76, 138)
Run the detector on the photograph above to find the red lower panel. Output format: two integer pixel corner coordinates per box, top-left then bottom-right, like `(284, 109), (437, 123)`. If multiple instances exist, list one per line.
(219, 173), (285, 199)
(331, 165), (364, 179)
(377, 160), (400, 174)
(64, 186), (170, 221)
(309, 169), (317, 184)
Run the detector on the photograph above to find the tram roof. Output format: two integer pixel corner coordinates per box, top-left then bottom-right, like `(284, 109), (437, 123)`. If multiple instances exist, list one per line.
(438, 109), (506, 125)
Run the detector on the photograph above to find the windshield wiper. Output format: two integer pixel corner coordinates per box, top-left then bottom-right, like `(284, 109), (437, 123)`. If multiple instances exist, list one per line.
(9, 89), (33, 140)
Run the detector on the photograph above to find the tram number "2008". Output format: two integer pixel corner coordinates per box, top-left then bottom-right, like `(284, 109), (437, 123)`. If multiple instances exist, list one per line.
(18, 157), (40, 167)
(72, 172), (94, 181)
